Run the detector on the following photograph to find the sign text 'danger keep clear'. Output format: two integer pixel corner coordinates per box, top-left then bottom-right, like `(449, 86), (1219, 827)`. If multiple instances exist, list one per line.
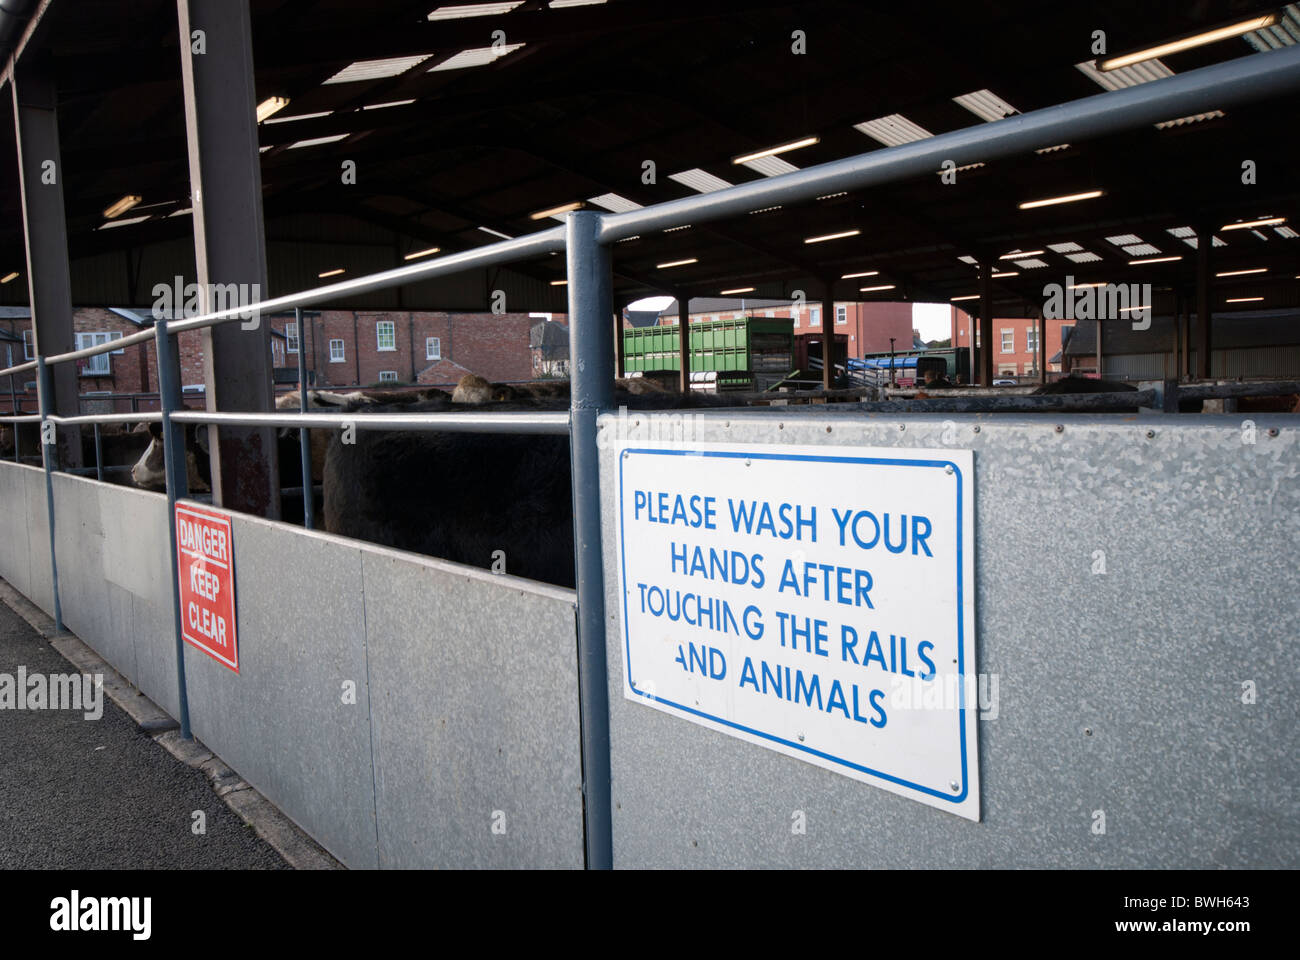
(615, 442), (978, 820)
(175, 504), (239, 673)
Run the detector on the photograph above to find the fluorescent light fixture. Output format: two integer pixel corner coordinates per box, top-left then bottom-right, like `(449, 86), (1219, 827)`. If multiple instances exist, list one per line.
(324, 55), (433, 84)
(732, 136), (819, 166)
(403, 247), (441, 261)
(287, 134), (350, 149)
(950, 294), (979, 302)
(999, 249), (1044, 259)
(1221, 217), (1285, 231)
(550, 279), (567, 286)
(1130, 255), (1183, 265)
(1100, 15), (1278, 71)
(362, 100), (417, 110)
(1216, 268), (1267, 277)
(256, 96), (290, 122)
(103, 195), (143, 219)
(318, 268), (345, 278)
(804, 229), (860, 244)
(1226, 296), (1264, 303)
(1018, 190), (1103, 210)
(549, 0), (605, 6)
(859, 284), (896, 293)
(841, 270), (879, 279)
(1, 271), (19, 284)
(991, 271), (1019, 278)
(428, 2), (524, 20)
(429, 43), (525, 72)
(529, 201), (584, 220)
(263, 110), (333, 125)
(720, 287), (755, 295)
(96, 215), (150, 230)
(656, 258), (698, 269)
(478, 226), (513, 240)
(1068, 281), (1108, 289)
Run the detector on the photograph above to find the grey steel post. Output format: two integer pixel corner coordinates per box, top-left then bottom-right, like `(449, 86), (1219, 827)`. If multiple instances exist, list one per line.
(35, 357), (62, 631)
(978, 262), (994, 386)
(155, 319), (193, 740)
(676, 290), (691, 394)
(93, 423), (103, 482)
(7, 345), (17, 462)
(295, 307), (314, 529)
(1195, 220), (1212, 379)
(565, 210), (614, 870)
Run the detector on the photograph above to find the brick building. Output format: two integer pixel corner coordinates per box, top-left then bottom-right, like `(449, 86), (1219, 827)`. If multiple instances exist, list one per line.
(950, 306), (1071, 378)
(647, 298), (921, 355)
(266, 310), (539, 388)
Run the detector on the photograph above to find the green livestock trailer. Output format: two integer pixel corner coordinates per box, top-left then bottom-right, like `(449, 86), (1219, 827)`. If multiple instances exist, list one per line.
(622, 316), (794, 390)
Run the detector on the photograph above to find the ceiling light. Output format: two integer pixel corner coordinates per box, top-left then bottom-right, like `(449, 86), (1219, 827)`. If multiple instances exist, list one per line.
(1216, 268), (1267, 277)
(999, 249), (1044, 260)
(804, 229), (860, 244)
(732, 136), (819, 166)
(362, 100), (417, 110)
(950, 294), (979, 302)
(403, 247), (441, 261)
(263, 110), (333, 125)
(1130, 255), (1183, 265)
(1226, 296), (1263, 303)
(529, 201), (584, 220)
(427, 2), (524, 21)
(657, 258), (698, 269)
(103, 195), (143, 219)
(550, 279), (567, 286)
(256, 96), (290, 123)
(1099, 15), (1278, 71)
(1, 272), (19, 284)
(1069, 282), (1108, 289)
(859, 284), (896, 293)
(478, 226), (513, 240)
(991, 271), (1019, 278)
(318, 268), (345, 278)
(1018, 190), (1103, 210)
(720, 287), (755, 295)
(1221, 217), (1285, 231)
(841, 271), (879, 279)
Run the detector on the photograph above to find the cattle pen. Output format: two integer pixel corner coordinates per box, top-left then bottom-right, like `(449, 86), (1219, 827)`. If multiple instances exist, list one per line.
(0, 13), (1298, 872)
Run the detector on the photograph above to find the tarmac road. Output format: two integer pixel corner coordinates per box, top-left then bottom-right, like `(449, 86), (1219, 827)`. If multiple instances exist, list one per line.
(0, 601), (287, 870)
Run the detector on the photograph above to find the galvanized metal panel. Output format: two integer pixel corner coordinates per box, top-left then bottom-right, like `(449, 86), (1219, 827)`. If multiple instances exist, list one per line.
(362, 546), (584, 869)
(181, 511), (379, 869)
(599, 408), (1300, 867)
(0, 462), (34, 598)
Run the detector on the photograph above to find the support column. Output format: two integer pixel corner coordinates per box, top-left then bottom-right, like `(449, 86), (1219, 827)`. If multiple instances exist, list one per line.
(821, 280), (835, 392)
(614, 304), (626, 379)
(676, 291), (691, 393)
(1037, 312), (1047, 385)
(12, 55), (81, 467)
(565, 211), (614, 871)
(1195, 223), (1212, 379)
(177, 0), (278, 517)
(978, 262), (994, 385)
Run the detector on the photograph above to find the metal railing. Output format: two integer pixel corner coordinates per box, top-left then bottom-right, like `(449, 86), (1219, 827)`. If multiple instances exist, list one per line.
(1, 42), (1298, 870)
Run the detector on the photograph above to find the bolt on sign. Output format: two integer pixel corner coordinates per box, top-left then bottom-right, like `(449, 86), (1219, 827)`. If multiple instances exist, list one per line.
(175, 504), (239, 673)
(614, 442), (979, 820)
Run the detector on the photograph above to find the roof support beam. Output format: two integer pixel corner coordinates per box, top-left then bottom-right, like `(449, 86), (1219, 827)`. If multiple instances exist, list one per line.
(11, 52), (80, 466)
(1195, 220), (1213, 379)
(177, 0), (278, 518)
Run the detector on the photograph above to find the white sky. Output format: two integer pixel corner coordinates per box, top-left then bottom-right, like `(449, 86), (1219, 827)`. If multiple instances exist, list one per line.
(626, 296), (955, 343)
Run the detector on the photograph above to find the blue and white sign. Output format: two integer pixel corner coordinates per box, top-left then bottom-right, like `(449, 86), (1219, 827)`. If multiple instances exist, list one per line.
(614, 441), (979, 820)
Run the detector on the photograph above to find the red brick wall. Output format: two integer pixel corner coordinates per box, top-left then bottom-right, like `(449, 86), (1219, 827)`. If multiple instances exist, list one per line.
(660, 302), (917, 357)
(952, 308), (1070, 375)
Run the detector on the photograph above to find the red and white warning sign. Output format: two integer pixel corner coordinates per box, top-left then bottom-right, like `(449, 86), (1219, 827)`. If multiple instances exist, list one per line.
(175, 503), (239, 673)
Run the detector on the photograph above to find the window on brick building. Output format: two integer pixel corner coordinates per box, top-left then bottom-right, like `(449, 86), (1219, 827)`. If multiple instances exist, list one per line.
(376, 321), (396, 351)
(835, 305), (847, 326)
(1026, 326), (1039, 353)
(271, 340), (284, 366)
(329, 339), (345, 363)
(809, 307), (820, 326)
(22, 330), (33, 359)
(1000, 329), (1014, 353)
(426, 337), (441, 360)
(75, 332), (121, 375)
(378, 370), (398, 383)
(285, 321), (299, 353)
